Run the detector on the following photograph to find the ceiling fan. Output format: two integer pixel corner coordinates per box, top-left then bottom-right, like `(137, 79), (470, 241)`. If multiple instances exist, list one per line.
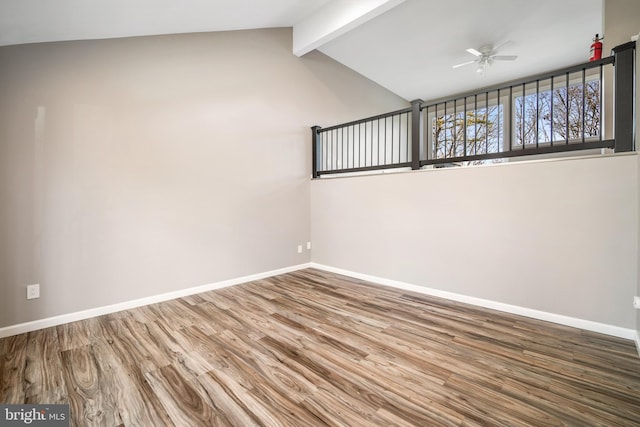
(452, 43), (518, 74)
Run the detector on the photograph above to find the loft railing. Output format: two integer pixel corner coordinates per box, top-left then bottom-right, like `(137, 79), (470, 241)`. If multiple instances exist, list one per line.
(312, 41), (635, 178)
(311, 107), (413, 177)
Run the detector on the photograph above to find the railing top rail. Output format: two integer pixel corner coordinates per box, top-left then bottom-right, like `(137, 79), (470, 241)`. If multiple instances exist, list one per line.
(420, 55), (616, 110)
(317, 106), (412, 133)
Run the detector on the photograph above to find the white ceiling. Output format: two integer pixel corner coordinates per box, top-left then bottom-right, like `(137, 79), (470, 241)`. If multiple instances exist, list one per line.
(0, 0), (603, 102)
(0, 0), (333, 46)
(319, 0), (603, 101)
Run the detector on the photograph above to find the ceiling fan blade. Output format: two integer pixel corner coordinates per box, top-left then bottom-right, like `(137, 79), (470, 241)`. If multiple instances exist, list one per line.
(492, 55), (518, 61)
(492, 40), (511, 52)
(452, 60), (476, 69)
(466, 48), (482, 57)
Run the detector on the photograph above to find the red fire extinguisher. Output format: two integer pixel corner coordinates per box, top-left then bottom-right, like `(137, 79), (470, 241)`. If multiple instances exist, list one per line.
(590, 34), (603, 61)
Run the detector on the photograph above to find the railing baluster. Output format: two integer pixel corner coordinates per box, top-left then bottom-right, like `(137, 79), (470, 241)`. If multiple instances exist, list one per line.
(326, 131), (329, 171)
(497, 89), (501, 152)
(485, 91), (489, 154)
(336, 128), (338, 169)
(324, 130), (327, 171)
(352, 124), (355, 167)
(342, 125), (355, 168)
(326, 130), (330, 171)
(356, 123), (359, 167)
(405, 112), (409, 164)
(367, 122), (370, 167)
(582, 68), (586, 143)
(463, 96), (468, 157)
(565, 72), (569, 144)
(550, 76), (554, 146)
(535, 80), (539, 148)
(599, 63), (603, 141)
(423, 106), (428, 162)
(333, 128), (336, 169)
(339, 127), (343, 169)
(360, 123), (364, 167)
(398, 113), (401, 162)
(521, 83), (525, 149)
(384, 116), (388, 164)
(435, 104), (438, 160)
(391, 113), (395, 163)
(351, 125), (354, 168)
(333, 129), (336, 168)
(366, 122), (370, 166)
(343, 127), (348, 169)
(440, 103), (443, 159)
(337, 128), (340, 169)
(377, 119), (380, 166)
(369, 122), (373, 166)
(509, 86), (513, 152)
(453, 98), (457, 158)
(344, 126), (356, 168)
(444, 101), (448, 159)
(352, 124), (355, 168)
(474, 95), (478, 155)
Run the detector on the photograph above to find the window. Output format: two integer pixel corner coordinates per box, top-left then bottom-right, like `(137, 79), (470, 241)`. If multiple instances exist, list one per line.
(513, 72), (601, 146)
(425, 70), (603, 167)
(427, 94), (505, 165)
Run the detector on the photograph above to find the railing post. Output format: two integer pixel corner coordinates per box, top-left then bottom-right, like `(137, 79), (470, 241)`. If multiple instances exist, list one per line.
(613, 41), (635, 152)
(311, 125), (321, 178)
(411, 99), (423, 170)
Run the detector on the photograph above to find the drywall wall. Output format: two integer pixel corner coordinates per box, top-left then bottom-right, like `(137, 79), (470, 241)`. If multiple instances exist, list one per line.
(0, 28), (408, 327)
(603, 0), (640, 341)
(311, 154), (638, 328)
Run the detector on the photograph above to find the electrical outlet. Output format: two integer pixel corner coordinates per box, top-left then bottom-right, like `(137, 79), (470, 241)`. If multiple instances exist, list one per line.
(306, 241), (312, 250)
(27, 284), (40, 300)
(633, 296), (640, 309)
(297, 245), (303, 254)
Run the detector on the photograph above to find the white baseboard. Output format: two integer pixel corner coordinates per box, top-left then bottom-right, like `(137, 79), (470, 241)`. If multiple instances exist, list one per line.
(3, 261), (636, 346)
(310, 263), (637, 341)
(0, 263), (312, 339)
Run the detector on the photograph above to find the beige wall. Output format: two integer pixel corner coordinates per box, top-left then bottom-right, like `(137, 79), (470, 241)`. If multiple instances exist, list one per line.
(0, 28), (408, 327)
(311, 155), (638, 328)
(602, 0), (639, 53)
(309, 0), (639, 334)
(603, 0), (640, 339)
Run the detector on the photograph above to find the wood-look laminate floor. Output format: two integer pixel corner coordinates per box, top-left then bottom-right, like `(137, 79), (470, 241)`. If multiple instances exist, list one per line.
(1, 269), (640, 426)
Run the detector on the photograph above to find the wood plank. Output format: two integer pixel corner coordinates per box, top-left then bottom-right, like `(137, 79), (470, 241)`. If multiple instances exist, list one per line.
(23, 327), (68, 404)
(59, 344), (123, 426)
(144, 364), (227, 426)
(0, 333), (28, 403)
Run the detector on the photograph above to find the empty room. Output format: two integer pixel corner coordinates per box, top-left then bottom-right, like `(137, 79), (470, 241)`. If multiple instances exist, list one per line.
(1, 0), (639, 425)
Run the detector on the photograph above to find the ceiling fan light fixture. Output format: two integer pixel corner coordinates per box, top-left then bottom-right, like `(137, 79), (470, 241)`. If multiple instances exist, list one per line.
(452, 42), (518, 73)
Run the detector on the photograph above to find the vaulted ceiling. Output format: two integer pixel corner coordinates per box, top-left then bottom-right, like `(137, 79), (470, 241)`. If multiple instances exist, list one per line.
(318, 0), (603, 101)
(0, 0), (603, 102)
